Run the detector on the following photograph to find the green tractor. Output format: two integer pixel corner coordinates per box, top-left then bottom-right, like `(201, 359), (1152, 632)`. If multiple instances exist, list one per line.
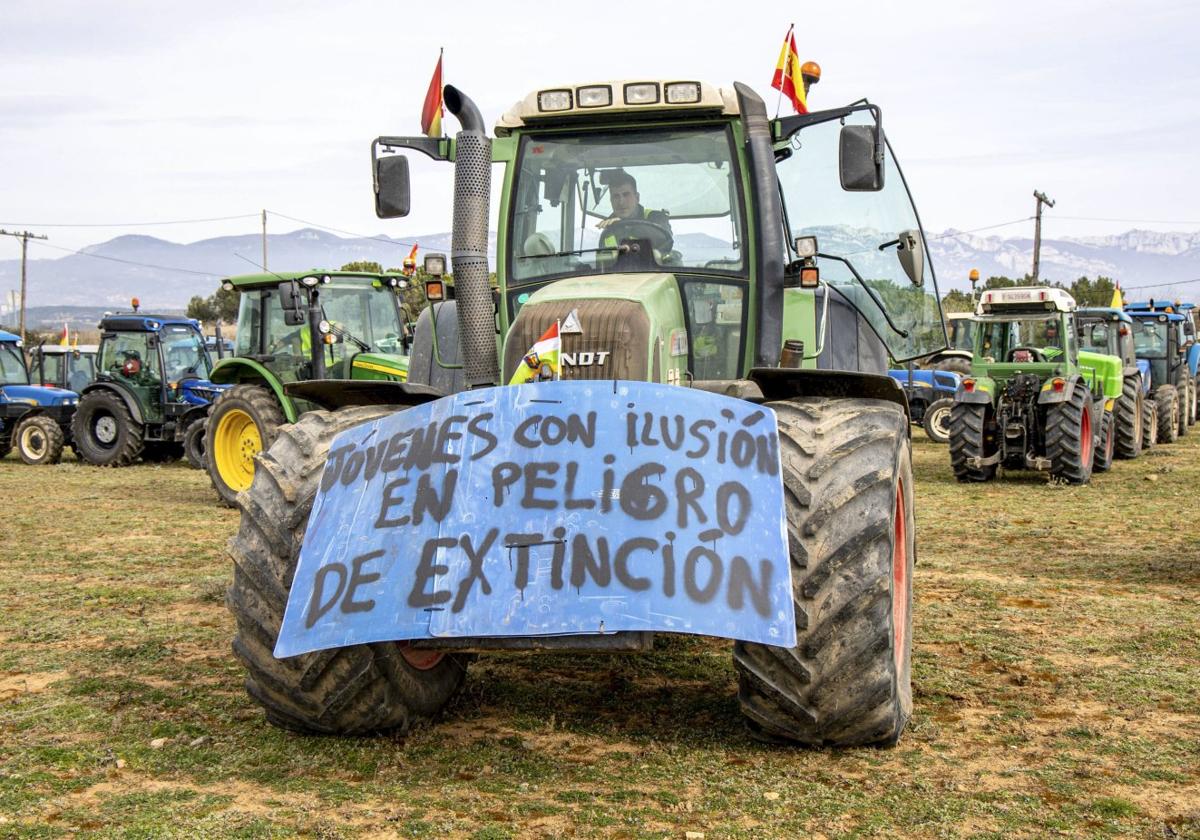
(1076, 306), (1156, 458)
(224, 78), (951, 747)
(204, 271), (414, 504)
(949, 287), (1123, 484)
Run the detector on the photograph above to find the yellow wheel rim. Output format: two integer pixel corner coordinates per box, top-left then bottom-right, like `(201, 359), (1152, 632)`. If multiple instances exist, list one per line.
(214, 408), (261, 493)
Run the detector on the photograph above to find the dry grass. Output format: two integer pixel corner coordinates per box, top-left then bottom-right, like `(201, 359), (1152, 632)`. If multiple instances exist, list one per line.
(0, 433), (1197, 839)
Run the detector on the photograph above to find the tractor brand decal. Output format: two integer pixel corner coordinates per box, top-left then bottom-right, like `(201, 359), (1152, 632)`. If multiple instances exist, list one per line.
(560, 309), (583, 335)
(561, 351), (610, 367)
(274, 381), (794, 657)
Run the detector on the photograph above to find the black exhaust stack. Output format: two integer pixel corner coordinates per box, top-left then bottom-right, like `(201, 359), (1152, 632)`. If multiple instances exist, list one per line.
(444, 85), (499, 388)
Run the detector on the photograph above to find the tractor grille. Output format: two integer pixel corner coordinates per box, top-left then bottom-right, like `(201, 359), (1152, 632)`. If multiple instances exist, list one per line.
(505, 299), (652, 382)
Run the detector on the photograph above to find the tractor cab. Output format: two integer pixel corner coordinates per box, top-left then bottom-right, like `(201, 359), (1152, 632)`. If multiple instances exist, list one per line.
(0, 330), (80, 464)
(922, 312), (974, 374)
(203, 270), (414, 505)
(71, 312), (224, 466)
(30, 343), (99, 392)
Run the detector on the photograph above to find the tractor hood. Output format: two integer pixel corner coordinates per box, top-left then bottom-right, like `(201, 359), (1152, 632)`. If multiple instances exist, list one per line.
(350, 352), (409, 382)
(504, 273), (686, 384)
(0, 384), (77, 406)
(1078, 350), (1123, 401)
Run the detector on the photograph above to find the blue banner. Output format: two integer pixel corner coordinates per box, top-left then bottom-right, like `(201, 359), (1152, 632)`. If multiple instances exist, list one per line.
(274, 381), (794, 658)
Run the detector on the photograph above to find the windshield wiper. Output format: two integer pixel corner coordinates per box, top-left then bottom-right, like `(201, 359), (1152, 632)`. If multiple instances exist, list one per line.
(318, 307), (371, 351)
(816, 252), (910, 340)
(518, 246), (619, 261)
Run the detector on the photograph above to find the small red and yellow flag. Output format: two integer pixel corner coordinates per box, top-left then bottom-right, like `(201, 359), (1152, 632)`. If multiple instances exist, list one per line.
(421, 51), (444, 138)
(403, 243), (419, 276)
(771, 26), (807, 115)
(59, 322), (70, 347)
(508, 321), (561, 385)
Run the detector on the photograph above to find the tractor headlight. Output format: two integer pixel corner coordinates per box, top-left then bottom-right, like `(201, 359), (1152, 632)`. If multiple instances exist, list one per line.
(299, 275), (321, 288)
(624, 83), (660, 105)
(221, 280), (235, 292)
(424, 253), (446, 277)
(577, 85), (612, 108)
(537, 90), (572, 112)
(665, 82), (701, 104)
(794, 235), (818, 259)
(318, 319), (332, 335)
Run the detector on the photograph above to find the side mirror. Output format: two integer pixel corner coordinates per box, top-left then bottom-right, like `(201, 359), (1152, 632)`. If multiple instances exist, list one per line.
(839, 125), (884, 191)
(1090, 324), (1107, 345)
(374, 154), (411, 219)
(895, 229), (925, 286)
(277, 282), (307, 327)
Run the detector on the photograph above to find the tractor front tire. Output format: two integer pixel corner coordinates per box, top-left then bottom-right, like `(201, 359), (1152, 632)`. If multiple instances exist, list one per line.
(183, 419), (207, 469)
(227, 406), (470, 735)
(949, 402), (997, 482)
(1177, 384), (1189, 437)
(1155, 385), (1179, 444)
(206, 384), (286, 507)
(733, 397), (913, 748)
(933, 357), (971, 376)
(1113, 375), (1143, 459)
(1046, 382), (1094, 485)
(922, 398), (953, 444)
(15, 415), (64, 466)
(1094, 412), (1115, 473)
(70, 391), (144, 467)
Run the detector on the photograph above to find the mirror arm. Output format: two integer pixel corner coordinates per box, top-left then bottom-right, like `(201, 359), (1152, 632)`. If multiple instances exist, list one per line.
(372, 136), (450, 162)
(816, 252), (910, 339)
(775, 102), (883, 145)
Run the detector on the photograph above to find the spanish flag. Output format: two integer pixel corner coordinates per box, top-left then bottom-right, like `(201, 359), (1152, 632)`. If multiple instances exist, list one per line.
(421, 51), (444, 138)
(508, 321), (561, 385)
(59, 323), (70, 347)
(771, 26), (807, 115)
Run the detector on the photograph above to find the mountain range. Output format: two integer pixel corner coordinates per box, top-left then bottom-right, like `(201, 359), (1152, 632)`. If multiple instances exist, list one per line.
(2, 227), (1198, 328)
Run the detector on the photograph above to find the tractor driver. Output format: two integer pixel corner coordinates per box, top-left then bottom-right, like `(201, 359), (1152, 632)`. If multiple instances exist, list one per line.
(597, 171), (673, 257)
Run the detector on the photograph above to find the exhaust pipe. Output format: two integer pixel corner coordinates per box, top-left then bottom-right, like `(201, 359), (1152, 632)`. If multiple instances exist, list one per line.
(444, 85), (499, 388)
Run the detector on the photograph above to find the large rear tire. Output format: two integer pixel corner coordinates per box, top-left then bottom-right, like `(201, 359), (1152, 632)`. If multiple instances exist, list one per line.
(1113, 374), (1143, 459)
(227, 406), (470, 735)
(206, 384), (286, 507)
(15, 415), (65, 466)
(933, 357), (971, 376)
(1177, 382), (1189, 437)
(1094, 412), (1115, 473)
(1155, 385), (1179, 444)
(733, 398), (913, 748)
(922, 397), (953, 444)
(1142, 395), (1158, 450)
(949, 402), (997, 482)
(183, 418), (207, 469)
(1046, 382), (1094, 485)
(70, 391), (144, 467)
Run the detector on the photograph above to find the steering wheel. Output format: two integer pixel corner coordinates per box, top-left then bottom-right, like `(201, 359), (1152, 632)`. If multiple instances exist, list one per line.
(1007, 346), (1048, 363)
(604, 218), (673, 251)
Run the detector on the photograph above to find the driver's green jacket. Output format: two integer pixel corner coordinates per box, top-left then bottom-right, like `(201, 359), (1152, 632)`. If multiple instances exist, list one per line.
(600, 206), (674, 251)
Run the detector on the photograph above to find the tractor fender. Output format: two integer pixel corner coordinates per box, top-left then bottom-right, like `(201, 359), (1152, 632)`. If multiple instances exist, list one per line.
(953, 374), (994, 405)
(178, 404), (210, 435)
(748, 368), (909, 422)
(1037, 373), (1083, 405)
(1136, 359), (1152, 393)
(80, 382), (143, 425)
(1188, 344), (1200, 377)
(209, 358), (297, 423)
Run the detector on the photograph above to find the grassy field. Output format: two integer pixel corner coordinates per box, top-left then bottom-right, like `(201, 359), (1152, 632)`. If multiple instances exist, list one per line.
(1, 434), (1197, 839)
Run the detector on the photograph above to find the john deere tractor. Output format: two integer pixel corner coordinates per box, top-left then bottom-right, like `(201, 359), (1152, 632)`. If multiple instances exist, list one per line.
(0, 330), (80, 465)
(224, 77), (951, 747)
(204, 271), (413, 504)
(1125, 301), (1195, 441)
(1076, 306), (1155, 457)
(71, 311), (223, 467)
(949, 287), (1122, 484)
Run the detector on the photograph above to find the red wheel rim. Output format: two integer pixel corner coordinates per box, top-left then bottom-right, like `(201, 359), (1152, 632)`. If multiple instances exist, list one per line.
(398, 643), (444, 671)
(891, 478), (909, 675)
(1080, 402), (1093, 468)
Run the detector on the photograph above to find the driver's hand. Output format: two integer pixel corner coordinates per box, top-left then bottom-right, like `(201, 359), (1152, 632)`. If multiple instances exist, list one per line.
(596, 216), (620, 229)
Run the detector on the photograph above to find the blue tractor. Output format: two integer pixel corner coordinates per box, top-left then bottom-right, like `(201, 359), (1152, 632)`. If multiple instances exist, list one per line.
(889, 366), (960, 443)
(0, 330), (80, 465)
(1127, 300), (1200, 428)
(1076, 307), (1156, 457)
(1124, 302), (1193, 442)
(70, 311), (226, 467)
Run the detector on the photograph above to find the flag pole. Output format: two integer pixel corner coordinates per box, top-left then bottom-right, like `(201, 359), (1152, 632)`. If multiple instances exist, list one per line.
(439, 47), (445, 138)
(773, 23), (793, 120)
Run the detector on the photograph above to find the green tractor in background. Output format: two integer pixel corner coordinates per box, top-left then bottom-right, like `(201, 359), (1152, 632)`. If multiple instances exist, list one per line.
(1076, 306), (1156, 458)
(949, 287), (1122, 484)
(204, 270), (414, 504)
(224, 76), (952, 747)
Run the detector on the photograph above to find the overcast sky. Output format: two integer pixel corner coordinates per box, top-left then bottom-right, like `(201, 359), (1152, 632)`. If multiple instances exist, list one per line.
(1, 0), (1197, 260)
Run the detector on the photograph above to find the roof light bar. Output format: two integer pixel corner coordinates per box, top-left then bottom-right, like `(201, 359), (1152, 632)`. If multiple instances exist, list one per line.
(576, 85), (612, 108)
(664, 82), (701, 104)
(537, 89), (572, 112)
(624, 82), (659, 105)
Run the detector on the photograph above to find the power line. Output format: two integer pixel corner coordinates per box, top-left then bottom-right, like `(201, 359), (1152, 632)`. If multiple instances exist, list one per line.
(1118, 277), (1200, 292)
(266, 210), (420, 251)
(929, 217), (1034, 241)
(0, 213), (260, 228)
(26, 240), (222, 277)
(1055, 215), (1200, 225)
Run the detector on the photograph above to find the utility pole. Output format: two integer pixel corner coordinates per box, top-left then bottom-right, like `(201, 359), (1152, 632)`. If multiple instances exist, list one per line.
(261, 209), (268, 271)
(0, 229), (49, 345)
(1031, 190), (1055, 283)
